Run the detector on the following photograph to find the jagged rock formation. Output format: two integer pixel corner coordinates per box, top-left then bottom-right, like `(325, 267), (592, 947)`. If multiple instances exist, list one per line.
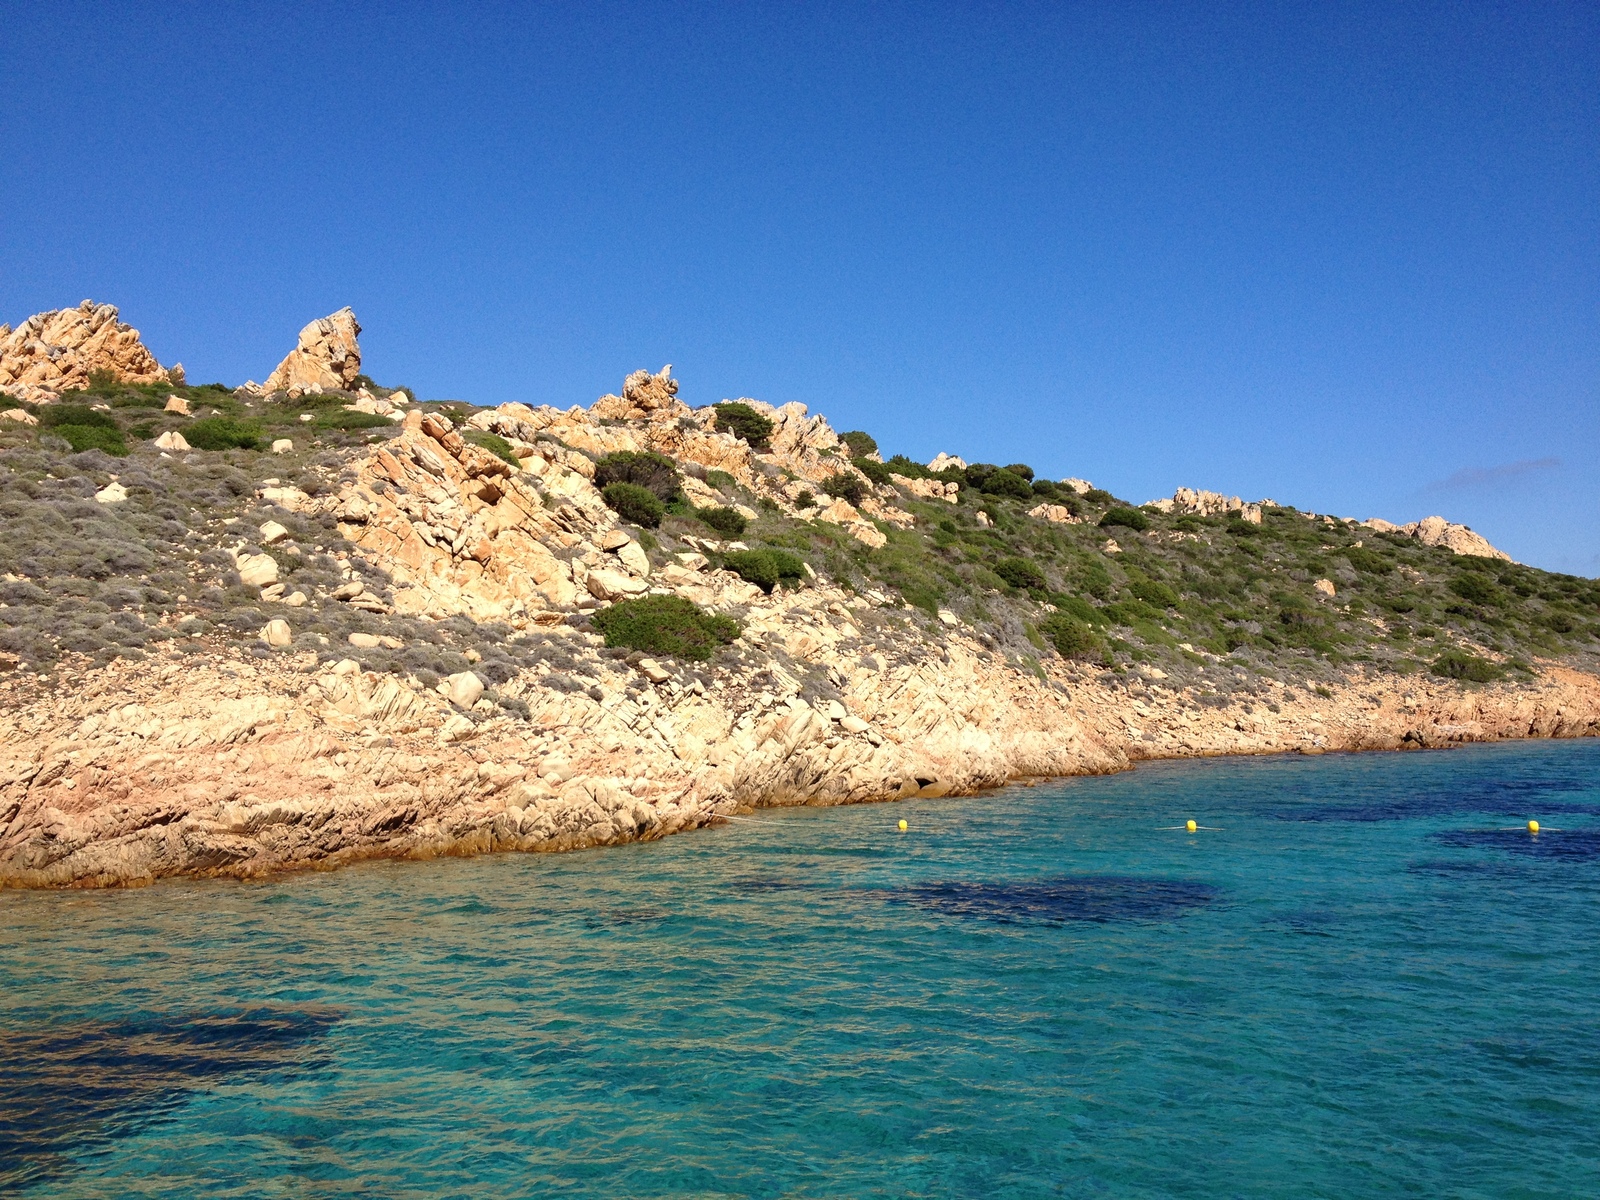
(0, 301), (170, 402)
(260, 307), (362, 397)
(1363, 516), (1510, 561)
(1146, 487), (1263, 524)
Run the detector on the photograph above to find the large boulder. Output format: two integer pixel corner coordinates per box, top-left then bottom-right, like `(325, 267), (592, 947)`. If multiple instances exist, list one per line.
(590, 365), (688, 421)
(0, 301), (170, 401)
(261, 307), (362, 397)
(1364, 515), (1510, 561)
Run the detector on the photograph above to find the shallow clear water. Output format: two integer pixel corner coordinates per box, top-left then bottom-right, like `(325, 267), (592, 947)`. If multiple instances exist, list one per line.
(4, 741), (1600, 1198)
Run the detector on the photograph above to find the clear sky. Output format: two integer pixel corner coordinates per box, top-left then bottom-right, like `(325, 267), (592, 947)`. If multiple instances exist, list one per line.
(3, 2), (1596, 573)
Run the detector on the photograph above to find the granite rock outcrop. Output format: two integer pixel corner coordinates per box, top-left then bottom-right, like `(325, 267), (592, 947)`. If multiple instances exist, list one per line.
(261, 308), (363, 397)
(0, 301), (170, 402)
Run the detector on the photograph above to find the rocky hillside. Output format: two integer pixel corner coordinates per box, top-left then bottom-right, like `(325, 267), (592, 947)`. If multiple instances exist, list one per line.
(2, 304), (1598, 888)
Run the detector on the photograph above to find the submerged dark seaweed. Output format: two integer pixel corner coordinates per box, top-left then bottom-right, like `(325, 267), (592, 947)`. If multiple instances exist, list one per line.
(0, 1006), (339, 1188)
(1430, 828), (1600, 861)
(888, 875), (1221, 925)
(1262, 776), (1598, 824)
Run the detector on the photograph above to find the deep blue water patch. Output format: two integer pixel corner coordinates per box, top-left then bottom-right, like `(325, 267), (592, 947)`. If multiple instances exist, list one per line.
(888, 875), (1221, 925)
(1432, 827), (1600, 860)
(0, 1007), (339, 1189)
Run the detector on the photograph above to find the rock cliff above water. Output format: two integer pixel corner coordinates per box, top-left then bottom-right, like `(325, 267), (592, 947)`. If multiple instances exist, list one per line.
(1, 308), (1594, 888)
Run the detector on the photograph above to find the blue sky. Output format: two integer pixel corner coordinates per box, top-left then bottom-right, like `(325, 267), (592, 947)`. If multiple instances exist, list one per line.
(3, 2), (1595, 573)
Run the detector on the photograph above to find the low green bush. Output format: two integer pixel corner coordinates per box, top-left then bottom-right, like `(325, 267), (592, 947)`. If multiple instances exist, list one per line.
(1127, 577), (1180, 607)
(1002, 463), (1035, 481)
(1099, 506), (1149, 532)
(1082, 487), (1115, 505)
(1040, 612), (1105, 662)
(884, 454), (929, 479)
(595, 450), (683, 504)
(602, 482), (665, 528)
(695, 505), (747, 537)
(993, 556), (1047, 590)
(713, 402), (774, 451)
(820, 473), (867, 505)
(795, 489), (816, 509)
(1431, 650), (1503, 682)
(1343, 547), (1394, 575)
(463, 430), (519, 465)
(591, 595), (740, 661)
(705, 469), (737, 490)
(840, 430), (878, 457)
(852, 457), (891, 486)
(981, 469), (1033, 499)
(315, 409), (394, 431)
(186, 417), (262, 450)
(1449, 574), (1499, 606)
(724, 547), (806, 592)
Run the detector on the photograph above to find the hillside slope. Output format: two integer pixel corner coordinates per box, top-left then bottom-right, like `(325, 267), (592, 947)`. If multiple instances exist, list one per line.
(3, 310), (1598, 887)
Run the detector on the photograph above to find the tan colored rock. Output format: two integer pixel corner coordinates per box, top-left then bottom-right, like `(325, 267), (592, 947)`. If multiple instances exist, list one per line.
(154, 430), (190, 452)
(590, 365), (687, 421)
(599, 529), (632, 551)
(839, 715), (870, 734)
(164, 395), (189, 415)
(283, 591), (308, 607)
(1062, 478), (1093, 495)
(272, 438), (294, 454)
(259, 521), (290, 544)
(2, 407), (39, 426)
(94, 482), (127, 504)
(1314, 578), (1336, 597)
(1363, 515), (1510, 561)
(348, 632), (381, 648)
(893, 474), (959, 503)
(1028, 503), (1078, 524)
(260, 619), (292, 647)
(928, 452), (967, 473)
(1103, 538), (1122, 554)
(637, 658), (671, 684)
(1147, 487), (1262, 524)
(262, 307), (362, 397)
(236, 553), (279, 588)
(587, 568), (649, 601)
(616, 541), (651, 577)
(0, 301), (169, 400)
(446, 670), (484, 708)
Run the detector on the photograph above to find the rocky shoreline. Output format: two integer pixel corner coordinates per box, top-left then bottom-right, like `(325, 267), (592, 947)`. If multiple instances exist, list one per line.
(4, 627), (1596, 889)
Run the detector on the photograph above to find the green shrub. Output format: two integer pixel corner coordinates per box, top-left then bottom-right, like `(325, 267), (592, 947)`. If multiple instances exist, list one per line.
(591, 595), (741, 661)
(61, 425), (130, 455)
(39, 404), (117, 430)
(980, 468), (1033, 499)
(186, 417), (263, 450)
(1099, 506), (1149, 532)
(993, 556), (1047, 590)
(1002, 463), (1034, 481)
(852, 457), (891, 486)
(1040, 612), (1105, 662)
(840, 430), (878, 457)
(602, 482), (665, 528)
(1082, 487), (1115, 505)
(963, 463), (1000, 489)
(884, 454), (929, 479)
(594, 450), (683, 504)
(1449, 574), (1499, 606)
(724, 548), (806, 592)
(315, 409), (394, 431)
(695, 505), (748, 538)
(714, 402), (774, 451)
(38, 404), (129, 456)
(820, 473), (867, 505)
(1431, 650), (1503, 682)
(705, 469), (737, 490)
(1343, 547), (1394, 575)
(1127, 577), (1180, 607)
(1050, 595), (1101, 624)
(795, 489), (816, 509)
(463, 430), (519, 465)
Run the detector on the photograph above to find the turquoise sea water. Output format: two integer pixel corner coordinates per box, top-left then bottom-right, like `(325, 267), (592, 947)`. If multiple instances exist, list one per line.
(4, 741), (1600, 1198)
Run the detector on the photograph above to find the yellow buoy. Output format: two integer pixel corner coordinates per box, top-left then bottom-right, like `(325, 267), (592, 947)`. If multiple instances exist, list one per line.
(898, 819), (908, 832)
(1528, 820), (1539, 834)
(1186, 819), (1198, 833)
